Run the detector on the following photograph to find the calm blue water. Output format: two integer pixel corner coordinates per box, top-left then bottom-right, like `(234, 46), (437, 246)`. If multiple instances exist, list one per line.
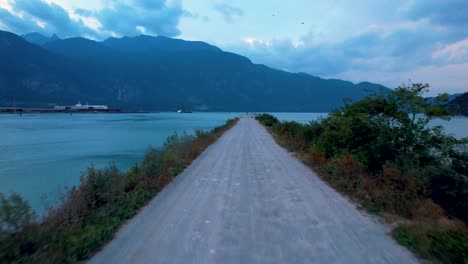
(0, 113), (239, 211)
(0, 112), (466, 212)
(271, 112), (468, 139)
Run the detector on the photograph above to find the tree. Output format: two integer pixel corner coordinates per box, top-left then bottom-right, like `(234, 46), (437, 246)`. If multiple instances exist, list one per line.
(328, 83), (453, 171)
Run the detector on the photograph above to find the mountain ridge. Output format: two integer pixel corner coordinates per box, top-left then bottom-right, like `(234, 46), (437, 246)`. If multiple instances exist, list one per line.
(1, 30), (388, 111)
(22, 32), (61, 46)
(447, 92), (468, 116)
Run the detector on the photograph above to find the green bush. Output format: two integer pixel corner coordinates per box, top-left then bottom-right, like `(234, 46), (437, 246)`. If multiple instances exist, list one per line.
(0, 193), (36, 234)
(256, 113), (279, 127)
(394, 225), (468, 263)
(394, 225), (427, 256)
(80, 164), (123, 208)
(424, 165), (468, 223)
(429, 228), (468, 264)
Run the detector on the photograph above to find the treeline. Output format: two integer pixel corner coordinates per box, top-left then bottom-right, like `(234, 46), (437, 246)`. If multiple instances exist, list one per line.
(0, 118), (238, 263)
(257, 84), (467, 263)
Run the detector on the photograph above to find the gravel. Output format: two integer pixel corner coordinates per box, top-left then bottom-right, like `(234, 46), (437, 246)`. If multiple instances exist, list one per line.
(90, 118), (417, 264)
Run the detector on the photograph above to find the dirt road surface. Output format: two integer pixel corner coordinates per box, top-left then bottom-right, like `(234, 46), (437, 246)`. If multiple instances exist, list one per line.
(90, 118), (417, 264)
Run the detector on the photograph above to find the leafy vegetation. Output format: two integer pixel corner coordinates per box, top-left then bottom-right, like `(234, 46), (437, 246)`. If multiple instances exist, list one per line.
(0, 118), (238, 263)
(394, 224), (468, 263)
(257, 84), (467, 263)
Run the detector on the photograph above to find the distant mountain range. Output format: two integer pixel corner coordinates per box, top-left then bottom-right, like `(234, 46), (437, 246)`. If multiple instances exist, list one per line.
(1, 30), (389, 111)
(447, 92), (468, 116)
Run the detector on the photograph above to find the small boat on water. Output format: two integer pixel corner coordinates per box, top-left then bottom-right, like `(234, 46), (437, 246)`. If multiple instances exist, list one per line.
(177, 105), (192, 113)
(177, 109), (192, 113)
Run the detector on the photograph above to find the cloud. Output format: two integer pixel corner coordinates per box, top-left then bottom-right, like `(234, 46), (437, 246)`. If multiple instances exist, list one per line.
(403, 0), (468, 28)
(236, 28), (458, 70)
(213, 2), (243, 23)
(74, 8), (93, 17)
(15, 0), (97, 37)
(94, 1), (184, 37)
(333, 63), (468, 96)
(0, 0), (186, 39)
(0, 0), (90, 37)
(226, 16), (468, 93)
(206, 1), (467, 94)
(231, 26), (428, 76)
(432, 38), (468, 65)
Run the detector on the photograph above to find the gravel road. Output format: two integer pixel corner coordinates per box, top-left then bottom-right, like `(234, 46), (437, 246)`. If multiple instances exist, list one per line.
(90, 118), (417, 264)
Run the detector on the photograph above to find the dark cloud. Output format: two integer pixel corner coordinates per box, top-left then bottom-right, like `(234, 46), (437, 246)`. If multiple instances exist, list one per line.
(95, 1), (183, 37)
(0, 7), (41, 33)
(0, 0), (186, 39)
(230, 20), (468, 78)
(15, 0), (97, 37)
(0, 0), (95, 38)
(213, 2), (243, 23)
(404, 0), (468, 28)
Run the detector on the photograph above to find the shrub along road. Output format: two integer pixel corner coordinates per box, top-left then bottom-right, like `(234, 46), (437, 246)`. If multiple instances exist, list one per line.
(90, 118), (417, 264)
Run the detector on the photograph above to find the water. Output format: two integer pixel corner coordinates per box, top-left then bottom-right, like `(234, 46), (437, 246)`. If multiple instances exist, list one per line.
(0, 113), (239, 212)
(269, 112), (328, 123)
(0, 112), (466, 213)
(271, 112), (468, 139)
(431, 118), (468, 139)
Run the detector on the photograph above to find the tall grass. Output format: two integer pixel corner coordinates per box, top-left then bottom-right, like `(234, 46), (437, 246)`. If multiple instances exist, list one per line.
(0, 118), (238, 263)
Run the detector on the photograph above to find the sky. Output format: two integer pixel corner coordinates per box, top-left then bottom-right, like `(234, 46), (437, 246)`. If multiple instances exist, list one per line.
(0, 0), (467, 95)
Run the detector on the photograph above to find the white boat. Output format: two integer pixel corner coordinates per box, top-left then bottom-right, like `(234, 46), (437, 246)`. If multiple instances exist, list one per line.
(177, 109), (192, 113)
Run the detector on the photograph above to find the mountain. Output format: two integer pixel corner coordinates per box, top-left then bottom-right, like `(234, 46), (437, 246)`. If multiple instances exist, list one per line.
(447, 92), (468, 116)
(103, 35), (222, 54)
(0, 31), (100, 107)
(44, 37), (118, 61)
(448, 93), (462, 101)
(1, 30), (387, 111)
(22, 32), (60, 46)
